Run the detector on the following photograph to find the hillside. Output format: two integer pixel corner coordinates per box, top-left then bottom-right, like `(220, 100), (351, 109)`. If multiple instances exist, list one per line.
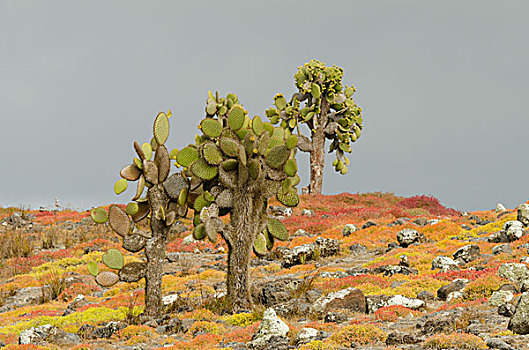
(1, 193), (528, 349)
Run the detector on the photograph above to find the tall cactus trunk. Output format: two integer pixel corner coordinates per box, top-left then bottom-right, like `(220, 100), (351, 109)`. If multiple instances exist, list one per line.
(144, 185), (169, 318)
(309, 128), (325, 195)
(225, 186), (264, 312)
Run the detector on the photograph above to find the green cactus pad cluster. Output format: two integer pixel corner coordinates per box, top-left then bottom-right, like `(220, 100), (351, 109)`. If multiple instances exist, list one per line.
(191, 158), (218, 180)
(228, 105), (245, 130)
(253, 232), (268, 256)
(87, 261), (99, 277)
(220, 137), (239, 157)
(283, 159), (297, 177)
(276, 186), (300, 207)
(193, 223), (207, 240)
(202, 142), (223, 165)
(102, 249), (124, 270)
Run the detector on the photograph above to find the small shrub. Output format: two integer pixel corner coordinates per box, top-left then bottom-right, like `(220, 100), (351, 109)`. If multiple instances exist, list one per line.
(298, 340), (340, 350)
(374, 305), (421, 322)
(463, 275), (505, 301)
(397, 195), (459, 216)
(116, 325), (156, 345)
(329, 323), (387, 345)
(38, 268), (66, 302)
(424, 332), (487, 349)
(224, 311), (262, 327)
(186, 321), (226, 337)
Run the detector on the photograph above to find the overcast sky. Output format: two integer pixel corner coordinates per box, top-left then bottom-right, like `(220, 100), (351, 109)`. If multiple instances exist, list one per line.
(1, 1), (528, 212)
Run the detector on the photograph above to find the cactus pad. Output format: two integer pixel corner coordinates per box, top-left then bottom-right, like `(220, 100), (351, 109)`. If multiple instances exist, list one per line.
(87, 261), (99, 277)
(132, 175), (145, 201)
(267, 218), (289, 241)
(283, 159), (297, 177)
(177, 146), (199, 167)
(311, 83), (321, 99)
(114, 179), (128, 195)
(220, 137), (239, 157)
(193, 223), (206, 240)
(163, 173), (188, 200)
(265, 145), (290, 169)
(120, 164), (142, 181)
(119, 262), (146, 283)
(276, 186), (300, 207)
(102, 249), (124, 269)
(141, 143), (153, 161)
(143, 160), (159, 185)
(91, 207), (108, 224)
(166, 211), (176, 226)
(123, 234), (146, 253)
(264, 229), (274, 251)
(202, 142), (223, 165)
(228, 105), (245, 130)
(134, 141), (145, 160)
(281, 177), (292, 195)
(153, 112), (170, 145)
(131, 201), (150, 222)
(108, 205), (131, 237)
(215, 189), (233, 208)
(126, 202), (139, 215)
(286, 135), (298, 150)
(134, 157), (143, 169)
(252, 116), (264, 135)
(150, 136), (158, 152)
(248, 159), (261, 179)
(221, 159), (238, 171)
(193, 193), (211, 212)
(191, 158), (218, 180)
(154, 145), (170, 183)
(96, 271), (119, 287)
(253, 232), (268, 256)
(178, 187), (188, 206)
(200, 118), (223, 138)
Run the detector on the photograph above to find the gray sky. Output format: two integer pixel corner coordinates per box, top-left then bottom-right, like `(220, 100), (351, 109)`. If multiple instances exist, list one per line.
(1, 1), (528, 212)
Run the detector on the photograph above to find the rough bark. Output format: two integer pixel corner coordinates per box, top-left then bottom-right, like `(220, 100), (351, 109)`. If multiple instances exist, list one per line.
(225, 184), (266, 312)
(309, 100), (330, 194)
(144, 184), (169, 318)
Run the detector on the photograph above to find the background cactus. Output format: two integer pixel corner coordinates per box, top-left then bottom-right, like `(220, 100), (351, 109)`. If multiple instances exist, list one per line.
(178, 91), (300, 312)
(90, 111), (189, 319)
(265, 60), (363, 194)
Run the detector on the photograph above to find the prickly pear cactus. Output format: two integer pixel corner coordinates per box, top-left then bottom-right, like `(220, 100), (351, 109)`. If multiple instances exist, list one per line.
(265, 60), (363, 194)
(90, 110), (189, 318)
(177, 91), (300, 312)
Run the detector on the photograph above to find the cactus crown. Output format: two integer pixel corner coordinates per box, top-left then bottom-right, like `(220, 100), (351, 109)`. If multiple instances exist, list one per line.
(180, 92), (300, 255)
(265, 59), (363, 175)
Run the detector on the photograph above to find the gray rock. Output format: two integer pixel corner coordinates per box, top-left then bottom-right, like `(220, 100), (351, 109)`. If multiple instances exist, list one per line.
(495, 203), (507, 213)
(362, 221), (377, 229)
(417, 290), (435, 301)
(301, 209), (314, 217)
(310, 287), (366, 317)
(46, 326), (81, 347)
(413, 217), (429, 227)
(281, 238), (339, 268)
(349, 243), (367, 254)
(253, 278), (298, 307)
(397, 229), (426, 248)
(373, 265), (418, 276)
(493, 244), (513, 255)
(295, 327), (318, 344)
(19, 324), (80, 347)
(324, 312), (348, 323)
(518, 203), (529, 226)
(509, 292), (529, 334)
(385, 331), (421, 345)
(365, 295), (391, 314)
(248, 308), (289, 350)
(182, 235), (198, 245)
(437, 279), (467, 301)
(498, 263), (529, 284)
(0, 286), (43, 313)
(489, 221), (524, 243)
(486, 338), (515, 350)
(453, 245), (480, 263)
(431, 256), (459, 270)
(498, 303), (516, 317)
(93, 321), (127, 339)
(387, 295), (425, 310)
(342, 224), (357, 237)
(489, 291), (514, 306)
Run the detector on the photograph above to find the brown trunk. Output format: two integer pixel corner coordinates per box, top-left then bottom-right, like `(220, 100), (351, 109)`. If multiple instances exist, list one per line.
(309, 129), (325, 194)
(225, 185), (265, 312)
(309, 99), (330, 195)
(144, 184), (169, 318)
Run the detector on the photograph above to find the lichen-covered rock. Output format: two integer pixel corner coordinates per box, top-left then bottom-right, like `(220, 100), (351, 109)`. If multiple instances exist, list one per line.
(248, 308), (289, 350)
(310, 287), (366, 317)
(518, 204), (529, 226)
(496, 203), (507, 213)
(453, 244), (480, 263)
(366, 294), (392, 314)
(508, 292), (529, 334)
(281, 238), (339, 268)
(489, 291), (514, 307)
(492, 244), (513, 255)
(342, 224), (357, 237)
(387, 295), (425, 310)
(0, 286), (44, 313)
(373, 265), (418, 276)
(19, 324), (80, 347)
(432, 256), (459, 271)
(397, 228), (426, 248)
(498, 263), (529, 285)
(295, 327), (319, 345)
(489, 221), (524, 243)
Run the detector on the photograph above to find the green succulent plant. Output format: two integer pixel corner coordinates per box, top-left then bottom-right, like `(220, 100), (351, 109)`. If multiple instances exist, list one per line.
(265, 60), (364, 194)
